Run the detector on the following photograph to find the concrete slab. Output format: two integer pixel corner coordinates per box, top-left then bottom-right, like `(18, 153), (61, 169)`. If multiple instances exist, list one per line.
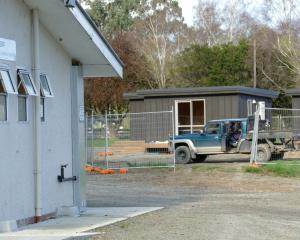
(0, 207), (163, 240)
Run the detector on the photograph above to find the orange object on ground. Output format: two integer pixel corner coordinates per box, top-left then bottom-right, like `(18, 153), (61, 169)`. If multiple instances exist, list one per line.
(99, 169), (115, 174)
(84, 165), (94, 172)
(93, 166), (103, 173)
(119, 168), (128, 174)
(96, 151), (113, 157)
(248, 163), (259, 168)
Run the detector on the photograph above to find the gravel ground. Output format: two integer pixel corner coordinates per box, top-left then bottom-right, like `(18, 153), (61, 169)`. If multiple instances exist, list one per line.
(86, 156), (300, 240)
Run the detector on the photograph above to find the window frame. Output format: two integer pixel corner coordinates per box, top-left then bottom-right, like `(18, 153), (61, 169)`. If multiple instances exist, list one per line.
(18, 94), (28, 123)
(40, 96), (45, 122)
(40, 73), (54, 98)
(175, 99), (206, 135)
(0, 68), (17, 94)
(0, 93), (7, 122)
(17, 69), (38, 96)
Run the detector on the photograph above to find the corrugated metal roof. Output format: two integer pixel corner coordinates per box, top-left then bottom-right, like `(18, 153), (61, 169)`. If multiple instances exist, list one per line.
(124, 86), (278, 100)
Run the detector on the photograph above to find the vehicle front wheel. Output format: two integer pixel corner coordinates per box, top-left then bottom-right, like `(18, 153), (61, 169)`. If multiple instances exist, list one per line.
(193, 154), (207, 163)
(175, 146), (192, 164)
(256, 144), (271, 162)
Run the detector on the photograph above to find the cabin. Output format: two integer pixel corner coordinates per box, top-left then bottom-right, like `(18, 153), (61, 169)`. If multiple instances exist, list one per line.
(124, 86), (278, 141)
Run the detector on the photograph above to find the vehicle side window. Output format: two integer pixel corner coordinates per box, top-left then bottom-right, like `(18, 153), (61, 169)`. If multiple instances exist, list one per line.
(205, 123), (220, 134)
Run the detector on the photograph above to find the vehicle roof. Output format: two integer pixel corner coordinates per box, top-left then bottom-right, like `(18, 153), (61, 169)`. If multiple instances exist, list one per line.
(208, 118), (248, 123)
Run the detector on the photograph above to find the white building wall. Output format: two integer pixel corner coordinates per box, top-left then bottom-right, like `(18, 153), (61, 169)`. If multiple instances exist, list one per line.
(0, 0), (74, 221)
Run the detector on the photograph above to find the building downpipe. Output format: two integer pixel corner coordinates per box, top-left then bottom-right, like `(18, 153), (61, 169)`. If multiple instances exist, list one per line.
(32, 9), (42, 223)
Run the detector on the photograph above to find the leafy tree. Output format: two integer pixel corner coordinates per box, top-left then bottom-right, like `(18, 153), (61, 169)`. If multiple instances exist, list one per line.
(171, 40), (252, 87)
(84, 32), (152, 113)
(83, 0), (141, 37)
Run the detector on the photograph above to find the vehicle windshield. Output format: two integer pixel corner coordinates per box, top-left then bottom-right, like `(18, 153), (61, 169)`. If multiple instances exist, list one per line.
(204, 122), (220, 134)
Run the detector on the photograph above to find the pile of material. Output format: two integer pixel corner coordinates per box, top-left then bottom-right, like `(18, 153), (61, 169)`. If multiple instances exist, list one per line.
(84, 165), (128, 174)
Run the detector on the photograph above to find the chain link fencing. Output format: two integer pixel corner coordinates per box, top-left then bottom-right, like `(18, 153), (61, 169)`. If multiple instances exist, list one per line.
(86, 110), (175, 169)
(250, 107), (300, 164)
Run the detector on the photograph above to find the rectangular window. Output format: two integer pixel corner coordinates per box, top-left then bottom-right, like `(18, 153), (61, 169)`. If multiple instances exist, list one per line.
(0, 94), (7, 121)
(40, 74), (53, 97)
(176, 99), (206, 135)
(247, 99), (255, 116)
(40, 97), (45, 122)
(0, 68), (15, 121)
(18, 95), (27, 122)
(17, 69), (37, 96)
(0, 69), (16, 94)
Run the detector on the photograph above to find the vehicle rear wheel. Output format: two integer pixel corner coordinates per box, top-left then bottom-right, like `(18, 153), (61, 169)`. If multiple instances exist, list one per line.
(256, 144), (271, 162)
(193, 154), (207, 163)
(175, 146), (192, 164)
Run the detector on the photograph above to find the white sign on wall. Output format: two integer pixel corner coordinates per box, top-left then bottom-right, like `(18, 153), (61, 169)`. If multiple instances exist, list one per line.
(0, 38), (16, 61)
(79, 106), (85, 122)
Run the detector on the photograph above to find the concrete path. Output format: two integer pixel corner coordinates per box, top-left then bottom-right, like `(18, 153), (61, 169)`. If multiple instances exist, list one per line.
(0, 207), (163, 240)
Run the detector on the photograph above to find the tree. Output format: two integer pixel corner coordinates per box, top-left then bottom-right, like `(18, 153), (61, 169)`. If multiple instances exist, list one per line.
(83, 0), (141, 37)
(261, 0), (300, 85)
(193, 0), (256, 45)
(133, 0), (189, 88)
(249, 27), (296, 90)
(171, 40), (252, 87)
(84, 32), (152, 113)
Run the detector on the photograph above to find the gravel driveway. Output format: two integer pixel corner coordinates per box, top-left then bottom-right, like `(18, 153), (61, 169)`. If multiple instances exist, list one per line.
(86, 157), (300, 240)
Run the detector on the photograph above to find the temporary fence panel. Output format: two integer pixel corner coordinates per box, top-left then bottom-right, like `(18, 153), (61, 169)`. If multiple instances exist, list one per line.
(250, 107), (300, 164)
(86, 110), (175, 169)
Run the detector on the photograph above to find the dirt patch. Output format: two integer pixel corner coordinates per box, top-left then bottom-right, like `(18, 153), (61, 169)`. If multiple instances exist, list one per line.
(86, 161), (300, 240)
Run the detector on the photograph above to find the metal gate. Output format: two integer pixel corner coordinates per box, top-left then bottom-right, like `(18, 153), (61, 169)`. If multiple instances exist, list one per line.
(86, 110), (175, 169)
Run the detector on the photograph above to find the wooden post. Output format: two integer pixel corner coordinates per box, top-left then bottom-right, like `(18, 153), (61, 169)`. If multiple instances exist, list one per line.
(253, 39), (257, 88)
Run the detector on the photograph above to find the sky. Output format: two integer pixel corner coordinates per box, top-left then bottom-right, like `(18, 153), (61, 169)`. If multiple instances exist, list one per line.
(178, 0), (198, 26)
(177, 0), (265, 27)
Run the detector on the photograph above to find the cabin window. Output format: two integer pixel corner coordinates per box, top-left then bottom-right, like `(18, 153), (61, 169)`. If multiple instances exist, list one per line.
(247, 99), (255, 116)
(17, 69), (37, 96)
(17, 69), (36, 122)
(18, 95), (27, 122)
(39, 74), (54, 122)
(40, 97), (45, 122)
(40, 74), (53, 98)
(176, 99), (206, 135)
(0, 69), (17, 121)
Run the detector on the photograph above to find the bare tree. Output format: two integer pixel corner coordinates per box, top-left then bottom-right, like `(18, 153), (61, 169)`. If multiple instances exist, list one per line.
(263, 0), (300, 85)
(193, 0), (222, 46)
(134, 0), (187, 88)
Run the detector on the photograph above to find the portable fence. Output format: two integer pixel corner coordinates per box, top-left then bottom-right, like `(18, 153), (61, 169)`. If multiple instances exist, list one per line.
(86, 110), (175, 169)
(250, 107), (300, 164)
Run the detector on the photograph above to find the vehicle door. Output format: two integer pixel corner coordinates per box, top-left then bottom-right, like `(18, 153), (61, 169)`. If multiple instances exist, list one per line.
(194, 122), (223, 153)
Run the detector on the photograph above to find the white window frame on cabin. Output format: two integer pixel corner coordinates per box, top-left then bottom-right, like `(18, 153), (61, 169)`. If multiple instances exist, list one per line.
(175, 99), (206, 135)
(39, 73), (54, 122)
(0, 68), (17, 122)
(17, 69), (38, 96)
(18, 94), (28, 122)
(17, 69), (37, 122)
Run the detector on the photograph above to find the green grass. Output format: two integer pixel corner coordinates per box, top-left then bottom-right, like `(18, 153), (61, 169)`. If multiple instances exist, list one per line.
(191, 165), (238, 173)
(126, 162), (170, 168)
(244, 160), (300, 178)
(87, 138), (115, 147)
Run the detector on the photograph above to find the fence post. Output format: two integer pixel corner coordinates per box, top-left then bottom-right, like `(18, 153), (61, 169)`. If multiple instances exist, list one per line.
(91, 110), (94, 166)
(85, 112), (88, 165)
(171, 107), (176, 170)
(250, 104), (260, 164)
(105, 111), (108, 169)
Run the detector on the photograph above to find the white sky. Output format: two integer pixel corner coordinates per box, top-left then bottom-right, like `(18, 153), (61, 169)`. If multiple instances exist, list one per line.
(177, 0), (265, 26)
(178, 0), (198, 26)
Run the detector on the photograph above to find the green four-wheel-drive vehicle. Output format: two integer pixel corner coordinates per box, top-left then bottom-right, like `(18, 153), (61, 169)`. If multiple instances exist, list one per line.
(170, 118), (295, 164)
